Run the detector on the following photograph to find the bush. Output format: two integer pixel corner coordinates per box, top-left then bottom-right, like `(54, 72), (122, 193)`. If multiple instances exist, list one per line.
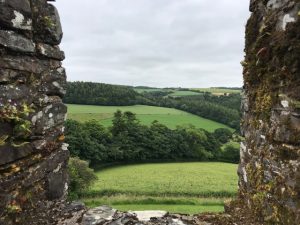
(68, 157), (97, 200)
(220, 144), (240, 163)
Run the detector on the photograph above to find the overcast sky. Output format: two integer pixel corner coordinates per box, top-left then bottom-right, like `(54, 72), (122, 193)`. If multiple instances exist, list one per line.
(54, 0), (250, 88)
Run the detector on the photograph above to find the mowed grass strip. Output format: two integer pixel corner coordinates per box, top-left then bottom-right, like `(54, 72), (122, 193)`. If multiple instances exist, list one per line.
(83, 195), (226, 206)
(67, 104), (233, 132)
(82, 162), (238, 214)
(83, 195), (227, 213)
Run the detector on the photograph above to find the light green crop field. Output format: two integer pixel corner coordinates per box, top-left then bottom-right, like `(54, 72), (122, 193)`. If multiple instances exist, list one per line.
(168, 91), (202, 97)
(67, 104), (233, 132)
(191, 88), (241, 95)
(82, 162), (238, 214)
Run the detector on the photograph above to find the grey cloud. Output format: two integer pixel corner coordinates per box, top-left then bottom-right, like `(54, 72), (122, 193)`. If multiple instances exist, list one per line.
(54, 0), (250, 87)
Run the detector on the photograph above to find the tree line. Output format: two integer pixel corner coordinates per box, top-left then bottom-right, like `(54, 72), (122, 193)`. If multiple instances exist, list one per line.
(63, 81), (139, 106)
(65, 111), (240, 166)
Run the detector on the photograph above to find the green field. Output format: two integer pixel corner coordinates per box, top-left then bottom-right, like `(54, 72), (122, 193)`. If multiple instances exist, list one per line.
(191, 88), (241, 95)
(135, 88), (202, 97)
(82, 162), (238, 214)
(168, 90), (202, 97)
(134, 87), (241, 96)
(67, 104), (233, 132)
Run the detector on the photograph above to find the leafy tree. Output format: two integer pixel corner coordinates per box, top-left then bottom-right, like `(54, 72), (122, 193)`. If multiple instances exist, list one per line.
(214, 128), (233, 144)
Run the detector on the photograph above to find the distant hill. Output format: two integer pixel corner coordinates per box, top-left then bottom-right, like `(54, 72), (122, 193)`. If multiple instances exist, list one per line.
(64, 81), (241, 130)
(64, 82), (139, 106)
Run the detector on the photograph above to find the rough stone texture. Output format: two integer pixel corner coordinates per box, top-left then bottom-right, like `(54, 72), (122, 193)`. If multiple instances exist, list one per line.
(0, 1), (72, 224)
(235, 0), (300, 224)
(0, 30), (35, 53)
(37, 43), (65, 60)
(0, 0), (32, 31)
(79, 206), (262, 225)
(81, 206), (190, 225)
(133, 210), (168, 222)
(31, 0), (63, 45)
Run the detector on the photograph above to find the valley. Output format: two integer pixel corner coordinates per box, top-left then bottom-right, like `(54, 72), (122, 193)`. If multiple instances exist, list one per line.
(65, 81), (241, 215)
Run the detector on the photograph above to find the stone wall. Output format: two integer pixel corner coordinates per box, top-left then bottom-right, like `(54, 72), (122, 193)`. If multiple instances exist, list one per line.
(0, 0), (70, 224)
(238, 0), (300, 224)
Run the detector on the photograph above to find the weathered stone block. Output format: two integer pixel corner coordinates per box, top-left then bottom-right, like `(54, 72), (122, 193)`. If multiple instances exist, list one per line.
(37, 43), (65, 60)
(0, 55), (61, 74)
(31, 102), (67, 135)
(32, 2), (63, 45)
(0, 84), (31, 102)
(24, 149), (69, 188)
(0, 30), (35, 53)
(0, 144), (34, 166)
(43, 4), (63, 45)
(0, 68), (20, 84)
(82, 206), (117, 225)
(40, 67), (67, 97)
(47, 168), (68, 200)
(0, 0), (31, 14)
(270, 109), (300, 144)
(0, 2), (32, 31)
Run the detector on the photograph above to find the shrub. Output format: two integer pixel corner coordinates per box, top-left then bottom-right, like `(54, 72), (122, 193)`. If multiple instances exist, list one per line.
(68, 157), (97, 200)
(220, 144), (240, 163)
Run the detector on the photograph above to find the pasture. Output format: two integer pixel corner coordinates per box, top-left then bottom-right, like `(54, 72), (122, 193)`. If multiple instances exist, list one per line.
(82, 162), (238, 214)
(134, 88), (202, 97)
(133, 87), (241, 96)
(168, 90), (201, 97)
(191, 88), (241, 95)
(67, 104), (233, 132)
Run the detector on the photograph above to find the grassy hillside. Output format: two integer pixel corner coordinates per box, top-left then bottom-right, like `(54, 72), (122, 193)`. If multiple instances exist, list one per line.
(67, 104), (233, 132)
(168, 90), (202, 97)
(134, 88), (202, 97)
(134, 87), (241, 96)
(82, 162), (238, 214)
(191, 88), (241, 95)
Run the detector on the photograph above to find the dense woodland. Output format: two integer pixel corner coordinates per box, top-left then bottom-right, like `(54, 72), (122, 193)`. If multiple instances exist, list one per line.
(66, 111), (240, 166)
(64, 82), (241, 130)
(64, 82), (138, 106)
